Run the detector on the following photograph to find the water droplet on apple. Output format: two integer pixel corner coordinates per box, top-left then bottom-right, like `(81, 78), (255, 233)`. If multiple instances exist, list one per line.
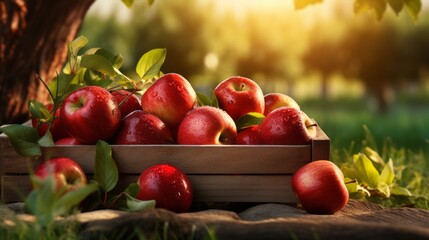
(151, 91), (158, 97)
(157, 97), (163, 102)
(168, 81), (175, 86)
(227, 100), (234, 105)
(176, 85), (183, 92)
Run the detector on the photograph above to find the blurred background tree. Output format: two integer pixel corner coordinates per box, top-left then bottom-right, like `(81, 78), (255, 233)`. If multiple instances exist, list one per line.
(79, 0), (429, 152)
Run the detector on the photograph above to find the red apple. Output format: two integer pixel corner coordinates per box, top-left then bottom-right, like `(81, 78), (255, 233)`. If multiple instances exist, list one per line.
(110, 89), (141, 118)
(141, 73), (197, 134)
(31, 103), (69, 141)
(258, 107), (316, 145)
(112, 110), (173, 144)
(34, 157), (87, 194)
(214, 76), (264, 120)
(55, 137), (83, 145)
(60, 86), (121, 144)
(177, 106), (237, 145)
(292, 160), (349, 214)
(235, 125), (260, 145)
(264, 93), (300, 116)
(136, 164), (193, 213)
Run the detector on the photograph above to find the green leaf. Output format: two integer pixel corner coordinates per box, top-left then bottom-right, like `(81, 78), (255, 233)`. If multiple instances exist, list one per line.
(25, 175), (58, 226)
(94, 140), (119, 192)
(0, 124), (41, 157)
(344, 177), (358, 193)
(364, 146), (385, 165)
(294, 0), (323, 10)
(37, 130), (55, 147)
(353, 153), (380, 188)
(377, 182), (391, 198)
(125, 193), (156, 212)
(80, 54), (116, 76)
(125, 183), (140, 198)
(404, 0), (421, 21)
(387, 0), (404, 15)
(341, 163), (359, 180)
(136, 48), (166, 80)
(54, 182), (99, 215)
(147, 0), (155, 5)
(354, 0), (387, 20)
(28, 100), (51, 120)
(391, 185), (412, 196)
(122, 0), (134, 7)
(68, 36), (88, 57)
(380, 158), (395, 185)
(93, 48), (124, 69)
(235, 112), (265, 131)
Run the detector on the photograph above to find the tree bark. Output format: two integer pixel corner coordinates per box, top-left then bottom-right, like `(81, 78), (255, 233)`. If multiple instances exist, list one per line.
(0, 0), (94, 125)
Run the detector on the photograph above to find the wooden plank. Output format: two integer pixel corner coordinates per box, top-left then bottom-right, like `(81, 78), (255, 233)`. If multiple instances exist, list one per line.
(2, 145), (311, 174)
(1, 174), (295, 203)
(311, 124), (330, 161)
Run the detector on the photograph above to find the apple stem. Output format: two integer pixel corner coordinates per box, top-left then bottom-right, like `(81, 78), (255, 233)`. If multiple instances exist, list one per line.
(240, 83), (245, 91)
(306, 123), (318, 128)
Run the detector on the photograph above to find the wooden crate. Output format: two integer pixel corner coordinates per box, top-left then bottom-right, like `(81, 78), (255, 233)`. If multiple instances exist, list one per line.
(0, 125), (329, 203)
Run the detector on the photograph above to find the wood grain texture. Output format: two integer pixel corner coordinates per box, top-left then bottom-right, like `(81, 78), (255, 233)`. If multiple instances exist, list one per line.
(1, 175), (296, 203)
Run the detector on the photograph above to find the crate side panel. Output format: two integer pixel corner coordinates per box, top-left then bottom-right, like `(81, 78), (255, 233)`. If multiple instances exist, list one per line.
(1, 174), (296, 203)
(311, 124), (331, 161)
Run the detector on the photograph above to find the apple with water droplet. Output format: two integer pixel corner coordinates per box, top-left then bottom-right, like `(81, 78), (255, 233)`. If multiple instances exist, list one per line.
(177, 106), (237, 144)
(137, 164), (193, 213)
(34, 157), (87, 194)
(60, 86), (121, 144)
(264, 93), (300, 116)
(141, 73), (197, 137)
(111, 89), (141, 118)
(112, 110), (173, 144)
(292, 160), (349, 214)
(258, 107), (316, 145)
(214, 76), (265, 121)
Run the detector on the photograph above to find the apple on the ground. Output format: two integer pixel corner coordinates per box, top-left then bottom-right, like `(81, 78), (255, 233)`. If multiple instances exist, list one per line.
(292, 160), (349, 214)
(34, 157), (87, 194)
(258, 107), (317, 145)
(136, 164), (193, 213)
(60, 86), (121, 144)
(177, 106), (237, 144)
(112, 110), (173, 144)
(264, 93), (300, 116)
(110, 89), (141, 118)
(141, 73), (197, 136)
(214, 76), (265, 121)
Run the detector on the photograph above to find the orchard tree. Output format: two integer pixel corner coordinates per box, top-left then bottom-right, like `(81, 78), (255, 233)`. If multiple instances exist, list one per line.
(0, 0), (422, 125)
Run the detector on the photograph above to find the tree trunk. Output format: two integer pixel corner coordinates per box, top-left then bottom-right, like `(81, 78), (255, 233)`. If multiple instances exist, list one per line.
(0, 0), (94, 125)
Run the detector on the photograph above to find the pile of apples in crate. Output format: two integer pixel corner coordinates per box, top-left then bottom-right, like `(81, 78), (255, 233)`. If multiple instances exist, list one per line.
(30, 73), (348, 214)
(34, 73), (317, 146)
(12, 41), (347, 214)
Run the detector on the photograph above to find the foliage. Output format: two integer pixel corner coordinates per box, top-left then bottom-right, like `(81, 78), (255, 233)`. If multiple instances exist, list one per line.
(333, 126), (429, 209)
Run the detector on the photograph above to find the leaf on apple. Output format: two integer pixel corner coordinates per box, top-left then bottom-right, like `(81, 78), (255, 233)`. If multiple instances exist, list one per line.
(196, 92), (219, 108)
(235, 112), (265, 131)
(94, 140), (119, 193)
(0, 124), (41, 157)
(125, 183), (140, 198)
(37, 130), (55, 148)
(125, 194), (156, 212)
(136, 48), (166, 80)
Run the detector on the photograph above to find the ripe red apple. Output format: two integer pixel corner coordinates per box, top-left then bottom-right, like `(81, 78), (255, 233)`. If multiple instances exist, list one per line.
(31, 103), (69, 141)
(110, 89), (141, 118)
(214, 76), (264, 120)
(177, 106), (237, 145)
(34, 157), (87, 194)
(292, 160), (349, 214)
(136, 164), (193, 213)
(235, 125), (260, 145)
(60, 86), (121, 144)
(141, 73), (197, 134)
(55, 137), (83, 145)
(112, 110), (173, 144)
(264, 93), (300, 116)
(258, 107), (317, 145)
